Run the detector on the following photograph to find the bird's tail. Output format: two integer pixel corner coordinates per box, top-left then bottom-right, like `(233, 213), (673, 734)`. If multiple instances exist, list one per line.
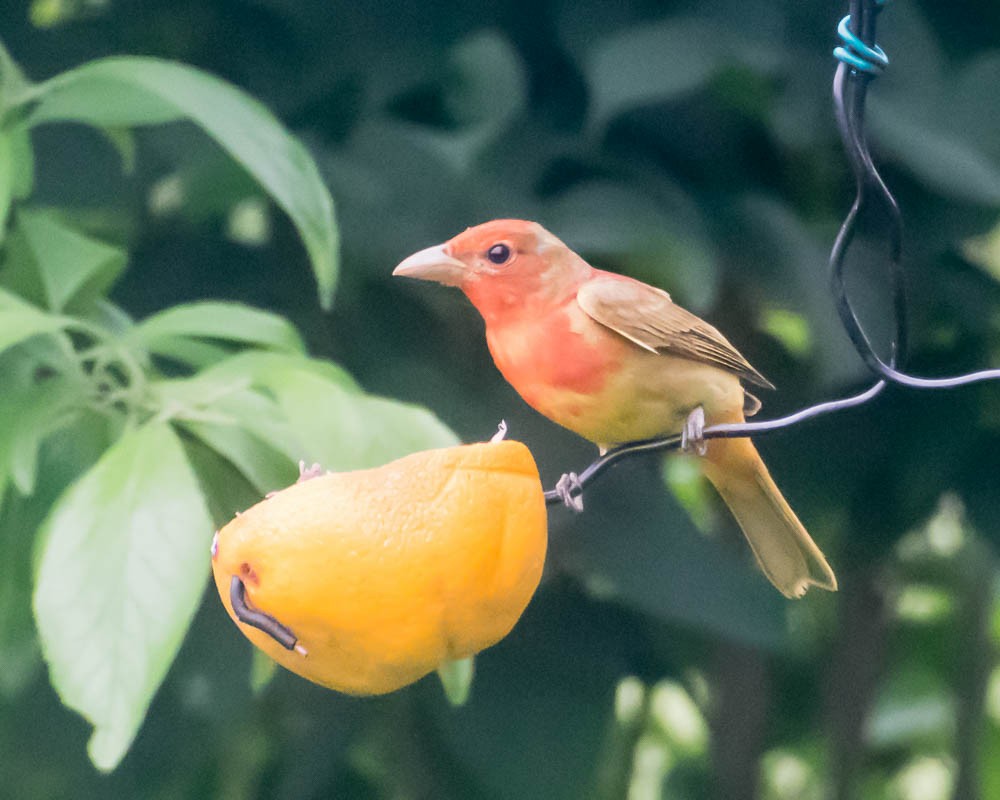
(700, 430), (837, 599)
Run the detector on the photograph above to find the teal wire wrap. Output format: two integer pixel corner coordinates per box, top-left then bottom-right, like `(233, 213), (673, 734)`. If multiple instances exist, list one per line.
(834, 14), (889, 73)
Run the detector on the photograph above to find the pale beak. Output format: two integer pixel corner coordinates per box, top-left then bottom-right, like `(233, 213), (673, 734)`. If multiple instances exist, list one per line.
(392, 244), (467, 287)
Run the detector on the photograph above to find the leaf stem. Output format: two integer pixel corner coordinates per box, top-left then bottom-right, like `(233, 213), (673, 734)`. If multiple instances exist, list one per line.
(59, 317), (149, 424)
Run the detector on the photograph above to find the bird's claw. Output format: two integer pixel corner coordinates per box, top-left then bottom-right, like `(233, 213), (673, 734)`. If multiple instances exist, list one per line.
(681, 407), (708, 456)
(555, 472), (585, 512)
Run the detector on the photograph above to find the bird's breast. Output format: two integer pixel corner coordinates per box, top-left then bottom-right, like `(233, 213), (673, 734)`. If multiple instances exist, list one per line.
(485, 304), (620, 402)
(484, 302), (746, 447)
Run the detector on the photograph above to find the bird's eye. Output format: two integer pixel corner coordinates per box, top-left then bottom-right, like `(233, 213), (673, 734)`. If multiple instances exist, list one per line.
(486, 243), (512, 265)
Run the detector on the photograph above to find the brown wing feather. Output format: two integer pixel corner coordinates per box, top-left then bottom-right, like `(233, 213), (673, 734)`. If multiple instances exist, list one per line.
(576, 277), (773, 389)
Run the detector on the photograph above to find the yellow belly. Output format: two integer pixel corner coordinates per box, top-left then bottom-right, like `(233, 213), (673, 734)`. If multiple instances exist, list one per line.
(528, 350), (746, 447)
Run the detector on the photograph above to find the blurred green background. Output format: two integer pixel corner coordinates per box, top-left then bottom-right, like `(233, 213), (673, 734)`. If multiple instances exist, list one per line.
(2, 0), (1000, 797)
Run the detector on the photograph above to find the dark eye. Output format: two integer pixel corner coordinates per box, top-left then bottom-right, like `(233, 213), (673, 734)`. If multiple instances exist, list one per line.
(487, 243), (511, 265)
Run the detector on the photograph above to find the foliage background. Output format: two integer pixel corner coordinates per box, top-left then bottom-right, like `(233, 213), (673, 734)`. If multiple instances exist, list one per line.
(2, 0), (1000, 797)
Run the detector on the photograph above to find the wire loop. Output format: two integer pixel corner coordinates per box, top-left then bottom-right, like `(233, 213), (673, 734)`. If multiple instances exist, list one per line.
(542, 0), (999, 506)
(834, 15), (888, 74)
(831, 0), (1000, 388)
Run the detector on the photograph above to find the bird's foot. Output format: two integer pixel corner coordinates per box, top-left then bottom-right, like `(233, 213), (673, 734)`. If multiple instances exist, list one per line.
(680, 407), (708, 456)
(555, 472), (585, 512)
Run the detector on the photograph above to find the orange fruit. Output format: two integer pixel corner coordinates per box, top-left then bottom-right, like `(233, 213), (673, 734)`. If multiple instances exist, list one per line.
(211, 440), (547, 695)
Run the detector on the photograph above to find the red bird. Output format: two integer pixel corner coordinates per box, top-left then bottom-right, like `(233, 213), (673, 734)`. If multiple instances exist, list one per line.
(394, 220), (836, 598)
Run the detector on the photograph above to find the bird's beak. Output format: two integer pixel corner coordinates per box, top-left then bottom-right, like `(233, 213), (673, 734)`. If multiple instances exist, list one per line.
(393, 244), (467, 287)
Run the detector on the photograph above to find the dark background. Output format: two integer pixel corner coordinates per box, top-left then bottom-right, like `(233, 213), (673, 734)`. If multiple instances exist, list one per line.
(2, 0), (1000, 797)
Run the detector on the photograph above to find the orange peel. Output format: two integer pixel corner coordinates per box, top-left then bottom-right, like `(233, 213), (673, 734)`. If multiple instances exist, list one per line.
(211, 440), (547, 695)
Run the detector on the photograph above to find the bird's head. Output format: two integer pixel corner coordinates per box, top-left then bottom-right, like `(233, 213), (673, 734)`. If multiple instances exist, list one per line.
(393, 220), (591, 321)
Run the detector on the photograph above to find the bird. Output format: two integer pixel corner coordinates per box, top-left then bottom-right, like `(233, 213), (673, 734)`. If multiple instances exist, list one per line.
(394, 219), (836, 598)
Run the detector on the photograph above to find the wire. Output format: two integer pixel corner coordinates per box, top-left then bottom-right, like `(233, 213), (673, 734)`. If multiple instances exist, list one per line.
(230, 575), (299, 650)
(830, 0), (1000, 388)
(545, 0), (999, 507)
(833, 13), (888, 74)
(544, 380), (886, 506)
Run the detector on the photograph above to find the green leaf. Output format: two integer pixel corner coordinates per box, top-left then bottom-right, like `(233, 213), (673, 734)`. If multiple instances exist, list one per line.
(0, 131), (12, 240)
(96, 126), (137, 174)
(6, 209), (126, 311)
(963, 220), (1000, 282)
(949, 54), (1000, 162)
(194, 350), (361, 394)
(178, 418), (296, 496)
(131, 301), (305, 358)
(143, 338), (235, 371)
(586, 20), (719, 124)
(0, 284), (40, 311)
(7, 125), (34, 200)
(0, 497), (42, 698)
(0, 39), (32, 111)
(870, 99), (1000, 207)
(760, 307), (813, 359)
(178, 431), (263, 537)
(33, 422), (213, 771)
(151, 353), (358, 433)
(437, 656), (475, 707)
(0, 376), (82, 497)
(0, 125), (32, 248)
(444, 32), (526, 130)
(250, 649), (278, 695)
(583, 18), (780, 127)
(0, 411), (113, 700)
(663, 456), (717, 533)
(257, 365), (460, 470)
(159, 353), (458, 492)
(26, 57), (339, 307)
(152, 349), (459, 507)
(153, 372), (270, 423)
(0, 307), (64, 355)
(398, 33), (529, 174)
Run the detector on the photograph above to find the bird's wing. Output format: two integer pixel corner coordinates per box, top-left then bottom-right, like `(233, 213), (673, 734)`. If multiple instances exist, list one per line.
(576, 277), (773, 388)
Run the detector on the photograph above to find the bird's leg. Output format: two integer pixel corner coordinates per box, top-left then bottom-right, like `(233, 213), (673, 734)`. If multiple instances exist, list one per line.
(680, 406), (708, 456)
(555, 471), (585, 512)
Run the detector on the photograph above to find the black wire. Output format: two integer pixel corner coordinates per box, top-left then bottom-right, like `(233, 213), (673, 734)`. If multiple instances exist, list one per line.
(830, 1), (1000, 388)
(544, 0), (999, 507)
(230, 575), (299, 650)
(543, 380), (886, 506)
